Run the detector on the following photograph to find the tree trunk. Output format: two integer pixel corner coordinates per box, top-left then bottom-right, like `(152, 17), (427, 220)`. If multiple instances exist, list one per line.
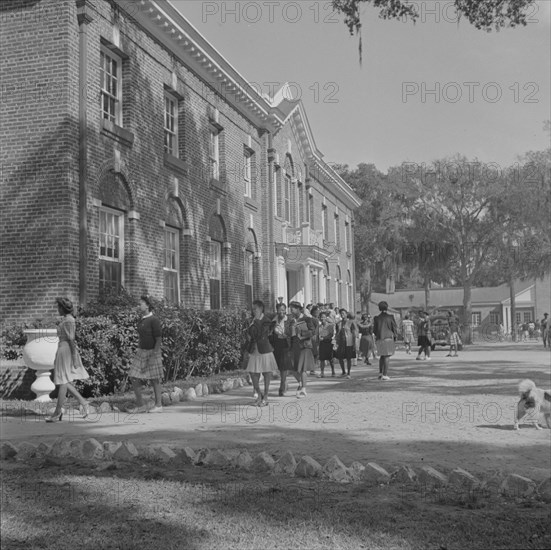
(424, 275), (430, 310)
(509, 276), (517, 342)
(463, 280), (473, 344)
(359, 265), (372, 314)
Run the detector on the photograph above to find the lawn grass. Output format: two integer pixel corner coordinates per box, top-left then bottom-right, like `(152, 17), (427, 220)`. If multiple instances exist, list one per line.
(1, 458), (550, 550)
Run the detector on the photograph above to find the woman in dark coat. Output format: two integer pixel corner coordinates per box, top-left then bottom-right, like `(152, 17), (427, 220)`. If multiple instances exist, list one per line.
(373, 301), (398, 380)
(246, 300), (278, 406)
(272, 303), (297, 396)
(317, 310), (335, 377)
(415, 311), (432, 361)
(288, 301), (315, 398)
(334, 308), (357, 378)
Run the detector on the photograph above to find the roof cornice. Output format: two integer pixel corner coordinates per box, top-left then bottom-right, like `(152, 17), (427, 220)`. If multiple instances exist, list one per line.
(118, 0), (283, 131)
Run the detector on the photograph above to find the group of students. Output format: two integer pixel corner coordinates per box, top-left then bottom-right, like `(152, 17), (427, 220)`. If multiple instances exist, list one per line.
(243, 299), (401, 406)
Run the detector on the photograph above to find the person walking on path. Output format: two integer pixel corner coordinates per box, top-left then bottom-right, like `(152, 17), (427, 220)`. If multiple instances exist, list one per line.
(309, 305), (321, 376)
(542, 313), (549, 348)
(128, 296), (164, 414)
(373, 301), (398, 380)
(334, 308), (357, 379)
(272, 303), (297, 397)
(416, 311), (432, 361)
(401, 314), (415, 355)
(245, 300), (278, 406)
(45, 298), (90, 422)
(446, 310), (460, 357)
(358, 313), (375, 365)
(317, 311), (335, 377)
(289, 301), (315, 398)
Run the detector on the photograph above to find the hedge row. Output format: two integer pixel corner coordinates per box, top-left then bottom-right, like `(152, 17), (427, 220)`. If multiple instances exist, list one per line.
(1, 291), (250, 398)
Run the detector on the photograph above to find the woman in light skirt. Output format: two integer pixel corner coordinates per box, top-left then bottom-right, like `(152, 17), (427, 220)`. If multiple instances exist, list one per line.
(246, 300), (278, 406)
(45, 298), (89, 422)
(288, 301), (315, 398)
(373, 301), (398, 380)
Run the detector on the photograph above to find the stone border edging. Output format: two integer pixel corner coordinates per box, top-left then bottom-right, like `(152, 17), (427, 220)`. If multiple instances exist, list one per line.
(2, 438), (550, 504)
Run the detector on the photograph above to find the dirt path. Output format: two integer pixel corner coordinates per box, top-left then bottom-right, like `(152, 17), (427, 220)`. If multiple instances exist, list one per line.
(3, 344), (550, 480)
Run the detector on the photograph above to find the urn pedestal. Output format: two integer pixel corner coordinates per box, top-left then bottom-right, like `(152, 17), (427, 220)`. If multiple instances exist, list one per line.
(22, 329), (58, 402)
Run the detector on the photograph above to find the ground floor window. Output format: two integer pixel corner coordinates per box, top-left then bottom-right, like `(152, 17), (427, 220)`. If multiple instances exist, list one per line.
(99, 207), (124, 292)
(471, 312), (481, 326)
(244, 249), (254, 309)
(489, 312), (500, 325)
(209, 240), (222, 309)
(164, 227), (180, 305)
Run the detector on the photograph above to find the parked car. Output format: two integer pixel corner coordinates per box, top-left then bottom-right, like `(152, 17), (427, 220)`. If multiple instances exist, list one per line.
(430, 316), (449, 350)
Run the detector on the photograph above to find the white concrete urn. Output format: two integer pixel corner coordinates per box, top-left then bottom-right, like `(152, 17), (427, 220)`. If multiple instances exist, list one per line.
(22, 329), (58, 402)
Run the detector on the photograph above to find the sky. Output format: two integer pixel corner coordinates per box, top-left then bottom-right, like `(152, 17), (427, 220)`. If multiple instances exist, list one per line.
(171, 0), (551, 173)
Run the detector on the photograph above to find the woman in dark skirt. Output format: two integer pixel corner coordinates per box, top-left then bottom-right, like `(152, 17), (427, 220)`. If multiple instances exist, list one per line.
(317, 311), (335, 377)
(373, 301), (398, 380)
(334, 308), (357, 378)
(358, 313), (374, 365)
(272, 303), (298, 396)
(289, 301), (315, 398)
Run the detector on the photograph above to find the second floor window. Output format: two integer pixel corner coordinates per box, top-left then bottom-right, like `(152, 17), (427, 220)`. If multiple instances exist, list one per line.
(322, 206), (328, 241)
(164, 94), (178, 157)
(244, 150), (252, 197)
(100, 48), (121, 125)
(345, 221), (350, 253)
(298, 182), (304, 226)
(284, 174), (291, 223)
(209, 129), (220, 181)
(335, 214), (341, 250)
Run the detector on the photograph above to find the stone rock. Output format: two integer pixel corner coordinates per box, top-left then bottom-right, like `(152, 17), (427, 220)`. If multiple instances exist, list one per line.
(236, 378), (244, 388)
(251, 451), (276, 472)
(232, 450), (253, 470)
(161, 393), (171, 406)
(98, 402), (112, 413)
(176, 447), (196, 464)
(449, 468), (479, 489)
(113, 441), (139, 462)
(537, 478), (551, 503)
(194, 449), (209, 465)
(274, 451), (297, 475)
(103, 441), (122, 458)
(195, 383), (203, 397)
(500, 474), (536, 497)
(173, 386), (184, 398)
(36, 442), (51, 457)
(232, 378), (240, 389)
(69, 439), (83, 458)
(81, 438), (104, 460)
(16, 442), (37, 460)
(170, 391), (181, 403)
(348, 461), (366, 481)
(418, 466), (448, 487)
(203, 449), (230, 467)
(295, 456), (322, 478)
(183, 388), (197, 401)
(211, 381), (223, 394)
(322, 456), (351, 483)
(154, 445), (177, 462)
(48, 438), (72, 458)
(361, 462), (391, 484)
(202, 383), (209, 396)
(392, 465), (417, 484)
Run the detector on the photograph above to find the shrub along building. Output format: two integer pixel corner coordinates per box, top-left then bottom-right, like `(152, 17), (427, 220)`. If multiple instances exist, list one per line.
(0, 0), (361, 325)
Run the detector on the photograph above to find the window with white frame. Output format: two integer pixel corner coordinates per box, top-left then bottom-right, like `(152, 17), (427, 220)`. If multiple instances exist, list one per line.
(244, 249), (254, 309)
(347, 271), (353, 310)
(209, 240), (222, 309)
(99, 207), (124, 292)
(244, 149), (252, 197)
(163, 227), (180, 305)
(336, 266), (342, 307)
(275, 169), (282, 217)
(298, 182), (304, 226)
(284, 174), (291, 223)
(489, 312), (500, 326)
(309, 194), (314, 228)
(515, 312), (522, 325)
(523, 311), (532, 323)
(471, 312), (481, 326)
(324, 261), (331, 303)
(334, 214), (341, 250)
(100, 48), (121, 125)
(345, 221), (350, 253)
(209, 128), (220, 181)
(322, 205), (328, 241)
(164, 93), (178, 157)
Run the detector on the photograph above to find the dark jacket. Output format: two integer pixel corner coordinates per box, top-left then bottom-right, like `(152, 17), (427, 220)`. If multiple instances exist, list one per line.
(247, 315), (275, 354)
(373, 312), (398, 341)
(290, 315), (315, 349)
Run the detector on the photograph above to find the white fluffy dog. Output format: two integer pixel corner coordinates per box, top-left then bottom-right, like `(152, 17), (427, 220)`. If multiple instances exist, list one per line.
(513, 379), (551, 430)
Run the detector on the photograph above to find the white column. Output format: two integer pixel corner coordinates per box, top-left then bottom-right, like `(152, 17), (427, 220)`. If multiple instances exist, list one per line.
(303, 263), (311, 306)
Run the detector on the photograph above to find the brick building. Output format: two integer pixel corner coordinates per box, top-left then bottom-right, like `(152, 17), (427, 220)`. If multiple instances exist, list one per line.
(0, 0), (360, 325)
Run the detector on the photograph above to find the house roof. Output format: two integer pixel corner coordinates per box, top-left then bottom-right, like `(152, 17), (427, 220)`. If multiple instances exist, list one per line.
(371, 278), (535, 309)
